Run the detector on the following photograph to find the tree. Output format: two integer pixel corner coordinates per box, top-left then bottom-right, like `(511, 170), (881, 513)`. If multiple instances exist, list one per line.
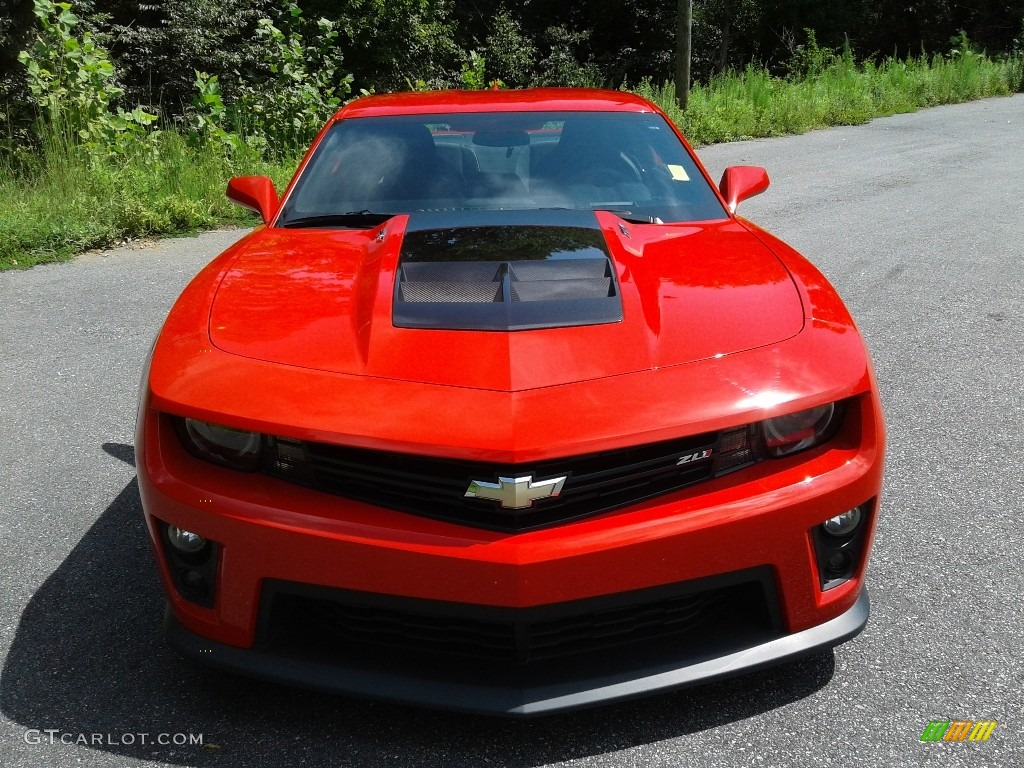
(1, 0), (46, 143)
(102, 0), (273, 112)
(675, 0), (692, 109)
(303, 0), (463, 91)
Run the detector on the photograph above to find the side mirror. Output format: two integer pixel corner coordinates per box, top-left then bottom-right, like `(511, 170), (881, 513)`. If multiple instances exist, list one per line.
(718, 166), (770, 214)
(226, 176), (279, 224)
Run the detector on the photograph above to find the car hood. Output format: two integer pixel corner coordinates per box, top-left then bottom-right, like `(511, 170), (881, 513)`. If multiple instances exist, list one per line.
(209, 211), (804, 392)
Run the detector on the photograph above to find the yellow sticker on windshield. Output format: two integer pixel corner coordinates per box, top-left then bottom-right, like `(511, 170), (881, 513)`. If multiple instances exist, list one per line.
(667, 164), (690, 181)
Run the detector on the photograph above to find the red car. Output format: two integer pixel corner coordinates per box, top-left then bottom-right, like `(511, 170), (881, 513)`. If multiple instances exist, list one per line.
(137, 88), (885, 716)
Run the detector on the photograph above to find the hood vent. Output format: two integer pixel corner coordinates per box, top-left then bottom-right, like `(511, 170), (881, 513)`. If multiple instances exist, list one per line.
(393, 225), (623, 331)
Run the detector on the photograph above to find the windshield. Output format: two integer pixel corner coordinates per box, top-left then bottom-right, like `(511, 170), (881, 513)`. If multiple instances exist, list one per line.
(279, 111), (727, 226)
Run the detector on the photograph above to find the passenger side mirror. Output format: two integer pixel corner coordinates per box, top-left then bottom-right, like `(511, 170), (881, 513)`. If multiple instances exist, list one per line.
(719, 166), (770, 214)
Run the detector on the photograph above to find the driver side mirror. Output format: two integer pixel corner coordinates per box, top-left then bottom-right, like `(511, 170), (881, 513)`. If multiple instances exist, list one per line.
(719, 166), (770, 214)
(226, 176), (279, 224)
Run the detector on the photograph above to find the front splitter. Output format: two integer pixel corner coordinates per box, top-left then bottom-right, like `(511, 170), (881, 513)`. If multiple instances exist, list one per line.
(165, 589), (868, 717)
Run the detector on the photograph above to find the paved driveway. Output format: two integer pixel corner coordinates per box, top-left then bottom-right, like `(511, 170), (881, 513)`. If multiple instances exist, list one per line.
(1, 94), (1021, 767)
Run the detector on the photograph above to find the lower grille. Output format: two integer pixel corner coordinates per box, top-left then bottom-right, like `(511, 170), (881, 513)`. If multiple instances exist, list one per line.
(258, 570), (780, 669)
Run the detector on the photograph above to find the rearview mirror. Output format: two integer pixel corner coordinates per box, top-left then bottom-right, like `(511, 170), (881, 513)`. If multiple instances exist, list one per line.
(718, 166), (770, 214)
(227, 176), (279, 224)
(472, 130), (530, 147)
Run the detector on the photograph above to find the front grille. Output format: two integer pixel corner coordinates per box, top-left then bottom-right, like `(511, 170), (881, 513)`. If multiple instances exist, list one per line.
(259, 571), (780, 669)
(266, 430), (731, 531)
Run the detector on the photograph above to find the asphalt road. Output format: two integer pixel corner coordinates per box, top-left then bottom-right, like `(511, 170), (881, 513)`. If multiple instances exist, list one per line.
(2, 95), (1022, 768)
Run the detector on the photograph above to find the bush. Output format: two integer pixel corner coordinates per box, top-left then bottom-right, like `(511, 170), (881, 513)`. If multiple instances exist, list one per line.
(483, 10), (538, 88)
(532, 25), (603, 87)
(232, 3), (352, 155)
(17, 0), (156, 153)
(107, 0), (273, 114)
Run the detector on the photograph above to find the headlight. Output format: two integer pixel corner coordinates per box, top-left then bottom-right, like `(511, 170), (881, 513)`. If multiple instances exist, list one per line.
(760, 402), (840, 457)
(177, 418), (264, 471)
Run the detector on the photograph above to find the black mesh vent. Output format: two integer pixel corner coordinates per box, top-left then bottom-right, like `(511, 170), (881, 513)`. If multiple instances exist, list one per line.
(392, 225), (623, 330)
(510, 275), (612, 302)
(266, 430), (725, 532)
(400, 279), (502, 303)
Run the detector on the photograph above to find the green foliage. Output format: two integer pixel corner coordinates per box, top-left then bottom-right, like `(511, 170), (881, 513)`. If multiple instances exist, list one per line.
(1001, 20), (1024, 92)
(460, 51), (489, 90)
(105, 0), (273, 112)
(533, 25), (603, 87)
(1, 0), (45, 147)
(189, 71), (242, 153)
(0, 128), (293, 269)
(306, 0), (463, 91)
(473, 11), (601, 88)
(0, 0), (323, 269)
(234, 3), (352, 155)
(644, 37), (1021, 147)
(482, 10), (538, 88)
(3, 0), (1023, 271)
(19, 0), (117, 125)
(17, 0), (155, 150)
(786, 29), (842, 79)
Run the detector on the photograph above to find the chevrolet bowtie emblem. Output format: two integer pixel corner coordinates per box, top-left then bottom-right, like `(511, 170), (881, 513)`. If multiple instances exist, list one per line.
(464, 474), (567, 510)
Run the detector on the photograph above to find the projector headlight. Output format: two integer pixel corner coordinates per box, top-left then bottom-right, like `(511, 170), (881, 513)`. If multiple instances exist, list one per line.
(760, 402), (841, 458)
(177, 418), (264, 471)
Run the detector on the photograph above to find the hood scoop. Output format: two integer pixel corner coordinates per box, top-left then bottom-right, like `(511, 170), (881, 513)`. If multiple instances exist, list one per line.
(392, 225), (623, 331)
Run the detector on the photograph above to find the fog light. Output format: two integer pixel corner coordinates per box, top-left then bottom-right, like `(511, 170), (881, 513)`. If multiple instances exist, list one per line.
(167, 525), (206, 553)
(826, 551), (851, 575)
(822, 507), (862, 537)
(180, 569), (207, 591)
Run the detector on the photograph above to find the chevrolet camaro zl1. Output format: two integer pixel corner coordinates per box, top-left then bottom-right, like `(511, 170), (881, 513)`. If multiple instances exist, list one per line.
(136, 88), (885, 716)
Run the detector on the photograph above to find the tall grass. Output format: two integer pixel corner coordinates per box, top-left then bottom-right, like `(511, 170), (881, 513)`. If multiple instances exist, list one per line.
(642, 49), (1023, 146)
(0, 127), (295, 269)
(2, 48), (1022, 270)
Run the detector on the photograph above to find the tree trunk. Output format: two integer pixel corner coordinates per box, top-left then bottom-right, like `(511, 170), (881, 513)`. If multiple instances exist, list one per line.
(675, 0), (693, 110)
(717, 15), (732, 75)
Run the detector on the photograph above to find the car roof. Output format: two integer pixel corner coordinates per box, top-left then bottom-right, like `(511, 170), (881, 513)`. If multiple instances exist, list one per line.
(334, 88), (658, 120)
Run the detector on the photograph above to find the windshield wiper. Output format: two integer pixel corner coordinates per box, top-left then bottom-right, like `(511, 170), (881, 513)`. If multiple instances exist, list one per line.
(537, 206), (664, 225)
(279, 211), (394, 229)
(596, 208), (664, 225)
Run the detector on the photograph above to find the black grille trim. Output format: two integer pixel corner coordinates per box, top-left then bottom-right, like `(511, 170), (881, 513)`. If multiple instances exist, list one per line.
(266, 430), (726, 532)
(257, 569), (782, 670)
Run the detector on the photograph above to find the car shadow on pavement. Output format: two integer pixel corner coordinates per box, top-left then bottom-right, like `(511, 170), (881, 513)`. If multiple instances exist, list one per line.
(2, 444), (835, 767)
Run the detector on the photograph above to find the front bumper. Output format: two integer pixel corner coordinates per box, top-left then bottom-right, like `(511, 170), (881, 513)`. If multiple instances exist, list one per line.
(166, 588), (868, 716)
(139, 387), (883, 714)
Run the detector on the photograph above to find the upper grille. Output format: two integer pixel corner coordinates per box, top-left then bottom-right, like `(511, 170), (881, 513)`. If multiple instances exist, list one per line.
(266, 430), (726, 531)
